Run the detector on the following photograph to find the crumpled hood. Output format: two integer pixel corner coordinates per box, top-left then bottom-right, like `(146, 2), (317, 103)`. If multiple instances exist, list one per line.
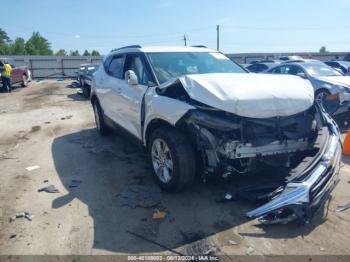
(315, 76), (350, 88)
(159, 73), (314, 118)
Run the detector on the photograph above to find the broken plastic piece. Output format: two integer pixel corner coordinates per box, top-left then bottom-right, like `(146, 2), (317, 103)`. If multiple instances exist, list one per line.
(10, 212), (33, 222)
(69, 180), (82, 188)
(25, 165), (40, 171)
(38, 185), (59, 193)
(152, 210), (166, 220)
(215, 193), (237, 203)
(229, 240), (238, 245)
(336, 203), (350, 212)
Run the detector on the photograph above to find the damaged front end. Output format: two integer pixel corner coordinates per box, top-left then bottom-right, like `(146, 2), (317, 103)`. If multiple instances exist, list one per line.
(156, 74), (341, 224)
(175, 103), (341, 224)
(246, 117), (341, 224)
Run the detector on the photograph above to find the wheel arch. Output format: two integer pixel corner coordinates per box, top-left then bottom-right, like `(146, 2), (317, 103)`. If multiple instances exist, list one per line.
(144, 119), (175, 148)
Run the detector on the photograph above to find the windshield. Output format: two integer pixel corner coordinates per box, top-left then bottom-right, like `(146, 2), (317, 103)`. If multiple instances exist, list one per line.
(303, 63), (343, 77)
(146, 52), (246, 84)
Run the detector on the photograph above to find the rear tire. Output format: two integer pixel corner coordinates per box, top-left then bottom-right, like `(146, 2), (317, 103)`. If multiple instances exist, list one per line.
(92, 100), (109, 136)
(21, 75), (28, 87)
(148, 127), (196, 192)
(82, 84), (90, 98)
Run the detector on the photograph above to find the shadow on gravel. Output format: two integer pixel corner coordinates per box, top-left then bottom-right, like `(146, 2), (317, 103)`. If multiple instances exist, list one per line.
(51, 128), (329, 254)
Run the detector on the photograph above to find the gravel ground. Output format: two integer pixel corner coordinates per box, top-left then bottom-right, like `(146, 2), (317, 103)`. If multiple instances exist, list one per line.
(0, 80), (350, 258)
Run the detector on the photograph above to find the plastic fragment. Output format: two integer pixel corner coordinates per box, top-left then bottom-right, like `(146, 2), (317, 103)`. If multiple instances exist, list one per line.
(152, 209), (166, 220)
(25, 165), (40, 171)
(38, 185), (59, 193)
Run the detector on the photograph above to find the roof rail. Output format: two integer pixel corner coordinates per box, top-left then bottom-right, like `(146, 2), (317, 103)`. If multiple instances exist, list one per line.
(110, 45), (142, 52)
(191, 45), (208, 48)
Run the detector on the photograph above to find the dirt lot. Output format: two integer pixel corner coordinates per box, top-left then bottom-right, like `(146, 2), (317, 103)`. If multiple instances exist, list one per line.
(1, 80), (350, 257)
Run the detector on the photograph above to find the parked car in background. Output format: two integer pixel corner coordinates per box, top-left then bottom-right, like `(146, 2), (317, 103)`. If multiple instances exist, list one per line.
(76, 63), (100, 98)
(81, 64), (99, 98)
(344, 53), (350, 62)
(325, 61), (350, 75)
(267, 61), (350, 114)
(245, 62), (277, 73)
(0, 58), (31, 88)
(279, 55), (304, 61)
(77, 64), (88, 86)
(91, 45), (341, 224)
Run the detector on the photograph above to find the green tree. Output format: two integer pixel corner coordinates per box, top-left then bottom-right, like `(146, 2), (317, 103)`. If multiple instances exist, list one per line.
(55, 49), (67, 56)
(69, 50), (81, 56)
(9, 37), (26, 55)
(83, 50), (91, 56)
(25, 32), (53, 55)
(319, 46), (328, 53)
(91, 50), (100, 56)
(0, 28), (11, 55)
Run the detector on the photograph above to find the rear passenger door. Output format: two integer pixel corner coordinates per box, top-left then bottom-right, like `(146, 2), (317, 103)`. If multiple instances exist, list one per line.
(102, 54), (126, 125)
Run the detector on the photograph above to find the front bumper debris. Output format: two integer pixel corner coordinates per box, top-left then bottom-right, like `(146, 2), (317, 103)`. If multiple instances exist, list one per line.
(246, 119), (341, 224)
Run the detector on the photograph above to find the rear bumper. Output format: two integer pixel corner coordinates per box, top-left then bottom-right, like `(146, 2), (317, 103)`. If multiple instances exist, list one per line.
(246, 118), (342, 224)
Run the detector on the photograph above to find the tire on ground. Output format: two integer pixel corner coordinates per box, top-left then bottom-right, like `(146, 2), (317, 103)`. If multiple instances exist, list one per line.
(148, 126), (196, 192)
(92, 99), (109, 136)
(21, 74), (28, 87)
(83, 84), (90, 98)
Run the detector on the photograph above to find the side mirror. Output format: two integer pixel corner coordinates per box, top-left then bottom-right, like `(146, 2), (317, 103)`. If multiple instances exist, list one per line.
(125, 70), (138, 85)
(296, 72), (307, 79)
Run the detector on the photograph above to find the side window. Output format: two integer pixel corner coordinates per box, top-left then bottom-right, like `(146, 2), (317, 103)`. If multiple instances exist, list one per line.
(108, 55), (124, 79)
(287, 65), (304, 75)
(103, 56), (112, 72)
(271, 66), (286, 74)
(124, 54), (150, 86)
(247, 64), (258, 72)
(257, 64), (268, 72)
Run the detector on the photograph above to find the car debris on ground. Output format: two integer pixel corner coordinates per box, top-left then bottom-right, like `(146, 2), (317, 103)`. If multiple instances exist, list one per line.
(152, 209), (166, 220)
(215, 193), (237, 203)
(336, 203), (350, 212)
(10, 212), (34, 222)
(38, 185), (59, 193)
(25, 165), (40, 171)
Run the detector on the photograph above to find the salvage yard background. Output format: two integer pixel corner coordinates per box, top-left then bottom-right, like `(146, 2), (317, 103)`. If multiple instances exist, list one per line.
(4, 51), (348, 79)
(0, 80), (350, 256)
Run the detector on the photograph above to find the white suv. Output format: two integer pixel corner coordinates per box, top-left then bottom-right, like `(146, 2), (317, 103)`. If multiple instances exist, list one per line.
(91, 45), (341, 223)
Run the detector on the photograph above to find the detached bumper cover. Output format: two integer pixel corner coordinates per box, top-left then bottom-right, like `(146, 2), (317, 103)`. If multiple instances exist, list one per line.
(246, 119), (341, 224)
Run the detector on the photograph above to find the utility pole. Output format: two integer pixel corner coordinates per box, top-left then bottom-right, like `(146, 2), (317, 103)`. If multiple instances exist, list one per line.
(216, 25), (220, 51)
(183, 34), (187, 46)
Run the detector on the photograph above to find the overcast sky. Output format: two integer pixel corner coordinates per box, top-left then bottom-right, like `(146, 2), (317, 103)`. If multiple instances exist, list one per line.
(2, 0), (350, 54)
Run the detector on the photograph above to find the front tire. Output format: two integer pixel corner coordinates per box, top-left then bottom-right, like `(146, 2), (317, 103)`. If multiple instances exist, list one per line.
(92, 100), (109, 136)
(148, 127), (196, 192)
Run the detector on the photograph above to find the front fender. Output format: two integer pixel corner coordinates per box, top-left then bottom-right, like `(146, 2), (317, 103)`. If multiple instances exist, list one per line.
(143, 88), (195, 145)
